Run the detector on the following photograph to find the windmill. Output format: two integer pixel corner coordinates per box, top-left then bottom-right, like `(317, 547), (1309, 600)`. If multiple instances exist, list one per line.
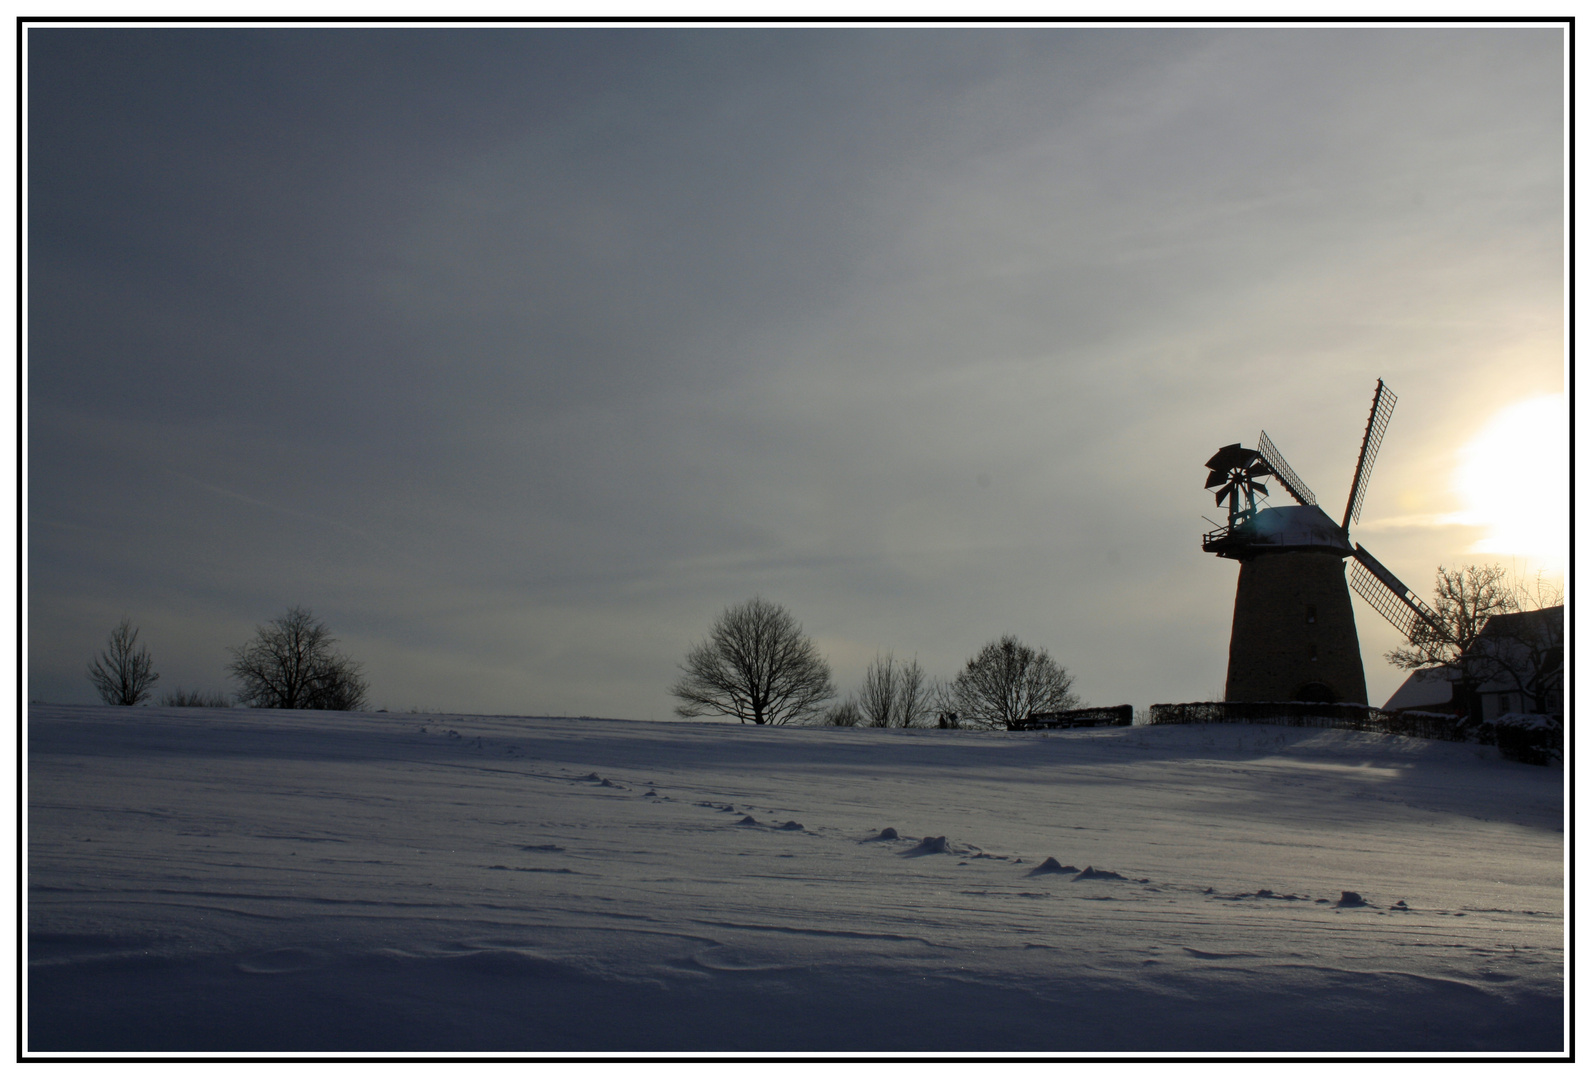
(1201, 380), (1450, 704)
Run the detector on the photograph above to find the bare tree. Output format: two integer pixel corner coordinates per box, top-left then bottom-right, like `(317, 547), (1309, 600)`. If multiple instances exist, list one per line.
(820, 698), (863, 727)
(87, 617), (159, 706)
(671, 597), (835, 725)
(859, 653), (898, 727)
(1386, 564), (1516, 722)
(858, 652), (932, 728)
(1386, 564), (1516, 672)
(228, 607), (369, 711)
(930, 678), (962, 728)
(948, 635), (1078, 730)
(895, 655), (931, 728)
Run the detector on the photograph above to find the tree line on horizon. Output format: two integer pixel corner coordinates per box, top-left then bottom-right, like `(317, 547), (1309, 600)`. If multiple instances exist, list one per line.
(84, 607), (368, 711)
(669, 595), (1080, 730)
(667, 562), (1564, 729)
(78, 562), (1561, 724)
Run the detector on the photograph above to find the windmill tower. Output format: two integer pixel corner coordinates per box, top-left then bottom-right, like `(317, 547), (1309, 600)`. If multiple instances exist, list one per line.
(1202, 380), (1450, 704)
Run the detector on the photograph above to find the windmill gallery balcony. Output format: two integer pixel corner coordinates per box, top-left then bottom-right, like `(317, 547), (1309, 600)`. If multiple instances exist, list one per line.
(1201, 504), (1355, 559)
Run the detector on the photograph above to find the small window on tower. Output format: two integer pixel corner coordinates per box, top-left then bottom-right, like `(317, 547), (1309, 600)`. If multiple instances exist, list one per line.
(1309, 643), (1319, 661)
(1306, 604), (1317, 624)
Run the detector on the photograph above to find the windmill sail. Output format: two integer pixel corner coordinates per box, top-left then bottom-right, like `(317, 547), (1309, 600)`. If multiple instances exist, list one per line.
(1341, 380), (1397, 531)
(1256, 430), (1317, 507)
(1348, 544), (1448, 644)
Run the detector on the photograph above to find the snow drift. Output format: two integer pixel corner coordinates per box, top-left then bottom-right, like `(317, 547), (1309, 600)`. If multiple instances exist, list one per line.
(26, 705), (1564, 1054)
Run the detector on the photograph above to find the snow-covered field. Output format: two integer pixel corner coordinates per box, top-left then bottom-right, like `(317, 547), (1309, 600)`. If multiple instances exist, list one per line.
(26, 705), (1564, 1055)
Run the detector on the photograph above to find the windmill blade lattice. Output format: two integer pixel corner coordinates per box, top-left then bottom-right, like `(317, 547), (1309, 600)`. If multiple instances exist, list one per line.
(1348, 544), (1448, 644)
(1341, 380), (1397, 531)
(1256, 430), (1317, 507)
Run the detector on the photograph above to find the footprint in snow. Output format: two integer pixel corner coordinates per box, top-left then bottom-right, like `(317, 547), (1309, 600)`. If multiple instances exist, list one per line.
(1334, 891), (1370, 908)
(862, 827), (899, 842)
(736, 815), (761, 827)
(900, 836), (950, 857)
(1026, 857), (1081, 877)
(777, 821), (804, 831)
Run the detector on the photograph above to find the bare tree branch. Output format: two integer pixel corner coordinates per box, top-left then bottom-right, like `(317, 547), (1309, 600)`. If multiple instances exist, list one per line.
(895, 655), (931, 729)
(859, 653), (898, 727)
(1385, 564), (1515, 672)
(858, 652), (931, 728)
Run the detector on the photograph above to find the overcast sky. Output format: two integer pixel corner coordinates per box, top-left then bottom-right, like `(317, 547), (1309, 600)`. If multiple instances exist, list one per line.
(27, 25), (1566, 717)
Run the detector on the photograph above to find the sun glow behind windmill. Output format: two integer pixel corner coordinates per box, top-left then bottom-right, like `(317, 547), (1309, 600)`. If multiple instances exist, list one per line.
(1202, 380), (1452, 704)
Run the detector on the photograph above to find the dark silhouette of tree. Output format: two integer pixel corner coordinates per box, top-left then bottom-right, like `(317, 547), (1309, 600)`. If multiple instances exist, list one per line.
(671, 597), (834, 725)
(87, 617), (159, 705)
(228, 607), (369, 711)
(858, 652), (931, 728)
(1386, 564), (1515, 672)
(948, 635), (1078, 730)
(821, 698), (863, 727)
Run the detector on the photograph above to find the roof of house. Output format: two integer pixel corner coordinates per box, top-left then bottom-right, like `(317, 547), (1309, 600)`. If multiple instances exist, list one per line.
(1382, 666), (1458, 711)
(1476, 605), (1564, 640)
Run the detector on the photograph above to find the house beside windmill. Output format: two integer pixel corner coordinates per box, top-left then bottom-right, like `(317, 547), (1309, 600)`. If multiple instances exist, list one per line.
(1383, 604), (1565, 723)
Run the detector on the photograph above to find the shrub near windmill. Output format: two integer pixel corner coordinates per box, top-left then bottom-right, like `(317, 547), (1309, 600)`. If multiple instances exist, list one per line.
(1202, 380), (1454, 705)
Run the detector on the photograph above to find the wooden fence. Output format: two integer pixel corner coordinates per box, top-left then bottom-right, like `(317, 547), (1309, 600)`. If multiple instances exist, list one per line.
(1012, 705), (1133, 730)
(1145, 701), (1559, 764)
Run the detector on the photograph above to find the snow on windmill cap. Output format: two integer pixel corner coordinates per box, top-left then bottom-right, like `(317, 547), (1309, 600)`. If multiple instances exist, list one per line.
(1230, 504), (1353, 555)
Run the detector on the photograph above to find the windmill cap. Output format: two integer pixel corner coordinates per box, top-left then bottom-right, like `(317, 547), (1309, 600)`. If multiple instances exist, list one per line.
(1228, 505), (1352, 554)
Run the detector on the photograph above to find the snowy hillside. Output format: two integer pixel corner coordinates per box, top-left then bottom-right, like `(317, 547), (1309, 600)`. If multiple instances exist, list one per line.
(26, 706), (1564, 1054)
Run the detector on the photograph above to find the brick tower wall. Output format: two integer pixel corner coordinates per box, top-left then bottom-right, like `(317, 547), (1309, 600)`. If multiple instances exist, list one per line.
(1224, 549), (1369, 705)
